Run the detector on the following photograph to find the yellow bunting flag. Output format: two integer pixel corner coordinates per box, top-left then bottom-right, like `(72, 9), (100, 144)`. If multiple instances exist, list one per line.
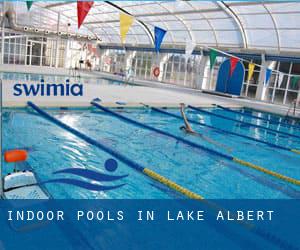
(247, 63), (255, 82)
(120, 13), (134, 44)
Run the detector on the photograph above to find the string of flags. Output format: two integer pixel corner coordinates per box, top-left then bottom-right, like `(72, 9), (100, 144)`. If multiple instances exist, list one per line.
(25, 1), (300, 89)
(118, 13), (167, 52)
(208, 49), (299, 89)
(185, 38), (196, 62)
(25, 1), (168, 53)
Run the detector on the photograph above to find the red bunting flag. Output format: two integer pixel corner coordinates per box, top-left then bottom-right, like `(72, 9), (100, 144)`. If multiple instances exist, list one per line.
(229, 57), (239, 76)
(77, 1), (94, 29)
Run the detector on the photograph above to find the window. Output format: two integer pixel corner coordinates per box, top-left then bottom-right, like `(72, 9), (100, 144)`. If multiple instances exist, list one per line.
(0, 29), (65, 68)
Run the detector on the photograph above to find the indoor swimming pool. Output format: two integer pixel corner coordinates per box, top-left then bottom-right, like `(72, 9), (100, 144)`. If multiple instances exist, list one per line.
(2, 105), (300, 199)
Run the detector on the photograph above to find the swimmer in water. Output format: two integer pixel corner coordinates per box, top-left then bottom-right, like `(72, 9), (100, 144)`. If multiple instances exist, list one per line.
(179, 103), (232, 152)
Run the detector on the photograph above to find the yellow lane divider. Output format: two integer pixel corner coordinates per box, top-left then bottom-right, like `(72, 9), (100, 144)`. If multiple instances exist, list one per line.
(144, 168), (293, 248)
(233, 158), (300, 186)
(92, 101), (300, 187)
(143, 168), (204, 200)
(291, 149), (300, 155)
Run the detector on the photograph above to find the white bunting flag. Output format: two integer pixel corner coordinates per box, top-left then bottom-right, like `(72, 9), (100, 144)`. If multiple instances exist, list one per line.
(185, 38), (196, 62)
(277, 73), (284, 88)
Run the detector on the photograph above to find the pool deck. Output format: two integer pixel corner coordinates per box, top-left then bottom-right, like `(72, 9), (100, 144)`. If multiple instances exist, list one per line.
(2, 79), (241, 108)
(1, 69), (299, 118)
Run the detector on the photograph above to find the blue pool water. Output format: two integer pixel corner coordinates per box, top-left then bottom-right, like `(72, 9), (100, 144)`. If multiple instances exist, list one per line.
(2, 106), (300, 199)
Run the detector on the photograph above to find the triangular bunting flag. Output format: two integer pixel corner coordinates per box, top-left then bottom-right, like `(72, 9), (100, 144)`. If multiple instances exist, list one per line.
(120, 13), (134, 44)
(185, 38), (196, 62)
(264, 68), (272, 86)
(229, 57), (239, 76)
(154, 26), (167, 53)
(277, 73), (284, 88)
(26, 1), (33, 10)
(77, 1), (94, 29)
(247, 63), (255, 82)
(291, 76), (300, 89)
(209, 49), (217, 70)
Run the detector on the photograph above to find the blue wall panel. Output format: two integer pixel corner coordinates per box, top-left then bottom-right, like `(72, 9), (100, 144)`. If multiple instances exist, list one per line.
(216, 59), (245, 96)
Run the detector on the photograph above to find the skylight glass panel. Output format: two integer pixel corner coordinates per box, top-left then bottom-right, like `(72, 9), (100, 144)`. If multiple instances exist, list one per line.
(279, 30), (300, 50)
(160, 1), (193, 12)
(273, 14), (300, 29)
(209, 18), (237, 30)
(216, 30), (242, 46)
(193, 30), (216, 44)
(230, 4), (266, 14)
(184, 20), (211, 30)
(265, 2), (300, 13)
(247, 29), (278, 48)
(239, 15), (274, 29)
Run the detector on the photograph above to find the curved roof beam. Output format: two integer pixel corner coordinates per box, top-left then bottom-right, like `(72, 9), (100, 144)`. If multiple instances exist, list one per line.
(262, 3), (280, 52)
(104, 1), (154, 45)
(217, 1), (248, 48)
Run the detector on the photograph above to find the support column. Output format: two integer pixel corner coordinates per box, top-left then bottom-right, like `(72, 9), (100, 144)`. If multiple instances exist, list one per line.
(125, 50), (135, 80)
(255, 54), (267, 100)
(255, 54), (275, 101)
(64, 40), (70, 69)
(1, 21), (4, 64)
(159, 54), (168, 82)
(198, 55), (209, 90)
(1, 1), (6, 64)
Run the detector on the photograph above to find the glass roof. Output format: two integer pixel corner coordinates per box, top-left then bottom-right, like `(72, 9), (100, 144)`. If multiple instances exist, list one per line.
(6, 1), (300, 52)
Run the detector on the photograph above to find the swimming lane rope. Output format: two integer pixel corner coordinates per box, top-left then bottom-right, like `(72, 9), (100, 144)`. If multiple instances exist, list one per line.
(28, 102), (297, 249)
(146, 105), (300, 155)
(188, 105), (300, 140)
(27, 101), (203, 200)
(91, 102), (300, 186)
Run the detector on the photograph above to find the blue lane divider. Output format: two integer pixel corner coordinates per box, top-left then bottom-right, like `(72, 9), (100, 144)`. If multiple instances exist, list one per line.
(26, 102), (300, 249)
(188, 105), (300, 140)
(27, 101), (204, 200)
(148, 106), (295, 153)
(215, 104), (300, 130)
(27, 101), (144, 172)
(91, 101), (232, 160)
(92, 102), (300, 187)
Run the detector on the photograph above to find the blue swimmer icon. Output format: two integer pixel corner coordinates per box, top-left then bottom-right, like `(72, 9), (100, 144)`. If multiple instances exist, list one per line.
(43, 159), (128, 191)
